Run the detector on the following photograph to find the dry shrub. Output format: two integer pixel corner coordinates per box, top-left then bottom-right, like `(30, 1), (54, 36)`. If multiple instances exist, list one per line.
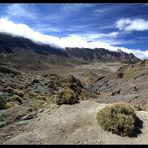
(3, 102), (14, 109)
(54, 87), (79, 105)
(0, 99), (14, 110)
(5, 87), (24, 98)
(96, 102), (137, 137)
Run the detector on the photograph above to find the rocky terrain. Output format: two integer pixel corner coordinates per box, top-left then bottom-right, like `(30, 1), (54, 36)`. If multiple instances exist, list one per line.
(0, 59), (148, 144)
(0, 33), (148, 144)
(90, 60), (148, 110)
(0, 65), (88, 136)
(65, 47), (140, 63)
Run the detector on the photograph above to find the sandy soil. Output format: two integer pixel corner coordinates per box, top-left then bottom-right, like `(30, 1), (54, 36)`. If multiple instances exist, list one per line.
(2, 100), (148, 144)
(28, 62), (125, 76)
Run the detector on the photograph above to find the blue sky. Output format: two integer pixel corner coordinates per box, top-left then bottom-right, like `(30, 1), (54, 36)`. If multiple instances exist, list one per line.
(0, 3), (148, 59)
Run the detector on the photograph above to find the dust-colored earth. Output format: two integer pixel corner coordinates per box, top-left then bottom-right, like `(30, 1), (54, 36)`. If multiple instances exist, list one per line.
(0, 100), (148, 144)
(28, 62), (125, 76)
(0, 61), (148, 144)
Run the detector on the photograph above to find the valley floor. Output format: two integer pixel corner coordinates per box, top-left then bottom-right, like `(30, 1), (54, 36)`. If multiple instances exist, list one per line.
(26, 62), (124, 75)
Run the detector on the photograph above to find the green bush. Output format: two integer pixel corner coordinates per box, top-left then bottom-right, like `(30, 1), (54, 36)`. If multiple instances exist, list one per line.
(96, 103), (137, 137)
(54, 87), (79, 105)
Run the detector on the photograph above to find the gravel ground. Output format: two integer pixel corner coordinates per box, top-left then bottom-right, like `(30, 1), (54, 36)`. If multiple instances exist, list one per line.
(2, 100), (148, 144)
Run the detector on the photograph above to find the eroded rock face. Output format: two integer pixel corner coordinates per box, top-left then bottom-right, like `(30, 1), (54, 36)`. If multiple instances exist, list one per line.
(90, 60), (148, 110)
(65, 47), (140, 63)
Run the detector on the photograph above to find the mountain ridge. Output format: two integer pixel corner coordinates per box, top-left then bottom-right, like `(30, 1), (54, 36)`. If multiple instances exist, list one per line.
(65, 47), (140, 63)
(0, 32), (140, 69)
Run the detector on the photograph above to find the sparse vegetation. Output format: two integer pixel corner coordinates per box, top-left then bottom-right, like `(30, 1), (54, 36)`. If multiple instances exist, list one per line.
(14, 90), (24, 98)
(4, 87), (24, 98)
(37, 95), (47, 101)
(5, 86), (14, 94)
(11, 95), (23, 104)
(9, 84), (18, 89)
(54, 87), (79, 105)
(134, 105), (143, 111)
(96, 103), (137, 137)
(3, 102), (14, 109)
(0, 95), (14, 110)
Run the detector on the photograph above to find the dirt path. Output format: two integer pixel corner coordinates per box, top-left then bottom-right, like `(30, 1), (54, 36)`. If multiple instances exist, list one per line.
(2, 100), (148, 144)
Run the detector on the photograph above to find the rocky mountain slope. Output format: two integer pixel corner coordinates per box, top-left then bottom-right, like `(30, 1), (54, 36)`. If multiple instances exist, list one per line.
(0, 33), (140, 71)
(0, 33), (67, 56)
(65, 47), (140, 63)
(0, 33), (73, 70)
(90, 60), (148, 110)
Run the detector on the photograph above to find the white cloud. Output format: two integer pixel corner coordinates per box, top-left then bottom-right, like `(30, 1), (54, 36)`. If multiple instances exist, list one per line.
(116, 18), (132, 31)
(0, 17), (148, 60)
(108, 31), (119, 37)
(93, 9), (106, 13)
(93, 7), (112, 13)
(76, 32), (121, 45)
(36, 26), (62, 33)
(6, 4), (37, 19)
(72, 31), (119, 42)
(0, 17), (62, 48)
(116, 18), (148, 31)
(62, 3), (94, 12)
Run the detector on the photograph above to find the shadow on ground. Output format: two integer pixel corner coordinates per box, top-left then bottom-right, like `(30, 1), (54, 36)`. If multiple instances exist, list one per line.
(131, 117), (143, 137)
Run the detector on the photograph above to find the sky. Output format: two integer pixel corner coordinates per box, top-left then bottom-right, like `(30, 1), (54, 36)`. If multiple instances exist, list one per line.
(0, 3), (148, 59)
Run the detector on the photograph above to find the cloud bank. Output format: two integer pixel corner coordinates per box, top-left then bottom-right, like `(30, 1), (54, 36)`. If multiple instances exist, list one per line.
(6, 4), (37, 20)
(0, 17), (148, 59)
(116, 18), (148, 31)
